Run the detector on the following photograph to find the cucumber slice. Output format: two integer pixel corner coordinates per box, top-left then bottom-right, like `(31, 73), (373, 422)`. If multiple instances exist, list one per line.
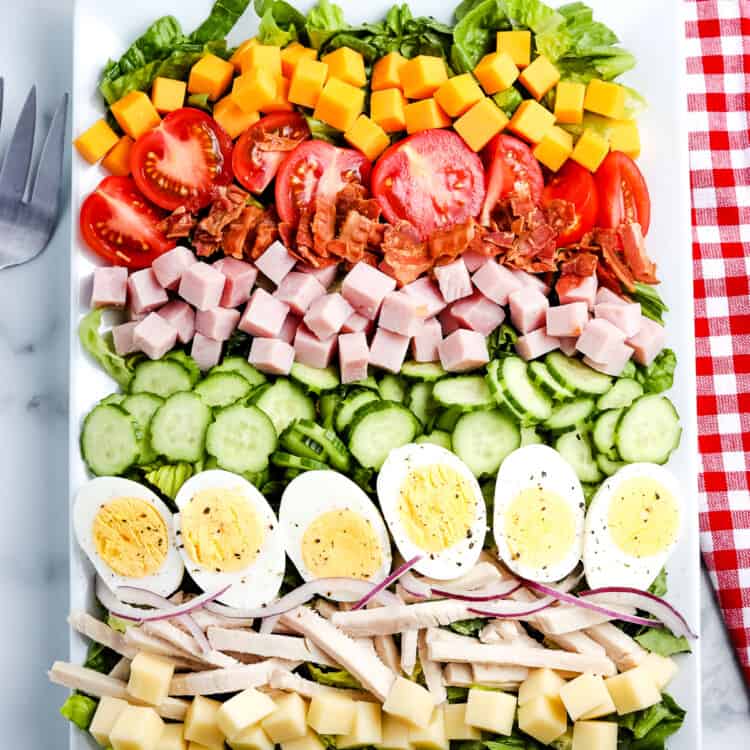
(545, 352), (613, 395)
(498, 357), (552, 423)
(271, 452), (330, 471)
(434, 406), (464, 432)
(293, 420), (352, 472)
(121, 393), (163, 465)
(556, 428), (603, 483)
(280, 427), (327, 461)
(415, 430), (452, 450)
(194, 372), (252, 408)
(130, 360), (193, 398)
(164, 350), (201, 386)
(379, 374), (406, 403)
(255, 380), (315, 434)
(100, 393), (125, 406)
(335, 389), (380, 434)
(206, 403), (277, 473)
(543, 398), (595, 431)
(81, 404), (139, 476)
(401, 361), (447, 381)
(452, 409), (521, 477)
(407, 381), (434, 426)
(348, 401), (420, 470)
(521, 426), (544, 446)
(597, 454), (625, 477)
(486, 359), (524, 421)
(210, 357), (267, 388)
(319, 393), (339, 430)
(596, 378), (644, 411)
(149, 392), (211, 463)
(592, 409), (623, 461)
(350, 375), (379, 391)
(290, 363), (340, 392)
(433, 375), (493, 409)
(615, 395), (682, 464)
(528, 361), (575, 401)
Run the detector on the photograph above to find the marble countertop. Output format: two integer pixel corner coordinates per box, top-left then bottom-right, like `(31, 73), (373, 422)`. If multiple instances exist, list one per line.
(0, 2), (747, 746)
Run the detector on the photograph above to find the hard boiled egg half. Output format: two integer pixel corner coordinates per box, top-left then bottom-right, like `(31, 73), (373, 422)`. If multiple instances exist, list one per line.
(73, 476), (184, 597)
(174, 469), (285, 609)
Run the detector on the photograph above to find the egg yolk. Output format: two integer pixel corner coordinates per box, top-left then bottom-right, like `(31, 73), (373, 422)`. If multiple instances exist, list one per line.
(607, 478), (679, 557)
(92, 497), (168, 578)
(397, 464), (476, 553)
(301, 509), (383, 579)
(504, 487), (575, 570)
(181, 488), (264, 573)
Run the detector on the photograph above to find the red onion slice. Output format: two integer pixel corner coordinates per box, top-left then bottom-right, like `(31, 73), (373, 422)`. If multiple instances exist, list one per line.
(469, 594), (558, 618)
(431, 579), (522, 602)
(352, 556), (422, 610)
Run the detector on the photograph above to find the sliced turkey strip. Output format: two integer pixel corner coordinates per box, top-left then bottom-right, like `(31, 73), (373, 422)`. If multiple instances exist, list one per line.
(108, 657), (131, 681)
(141, 621), (238, 669)
(531, 602), (637, 634)
(479, 619), (543, 648)
(471, 662), (529, 685)
(442, 662), (474, 687)
(400, 629), (418, 676)
(123, 627), (207, 671)
(207, 628), (337, 667)
(418, 630), (446, 704)
(68, 611), (137, 660)
(585, 622), (647, 670)
(188, 609), (255, 630)
(545, 629), (607, 657)
(269, 669), (376, 702)
(169, 658), (297, 696)
(374, 634), (401, 674)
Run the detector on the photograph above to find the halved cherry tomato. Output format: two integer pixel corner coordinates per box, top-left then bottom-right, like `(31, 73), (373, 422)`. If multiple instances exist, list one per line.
(233, 113), (310, 195)
(594, 151), (651, 234)
(275, 140), (371, 225)
(479, 134), (544, 224)
(371, 130), (485, 239)
(542, 161), (599, 247)
(79, 176), (175, 269)
(130, 108), (234, 212)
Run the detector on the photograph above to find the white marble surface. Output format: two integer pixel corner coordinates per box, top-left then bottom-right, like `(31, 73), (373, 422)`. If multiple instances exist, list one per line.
(0, 1), (747, 747)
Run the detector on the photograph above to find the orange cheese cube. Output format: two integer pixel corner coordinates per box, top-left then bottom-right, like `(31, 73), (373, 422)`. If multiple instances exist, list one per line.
(240, 44), (283, 78)
(188, 54), (234, 101)
(608, 119), (641, 159)
(519, 55), (560, 100)
(289, 58), (329, 108)
(231, 38), (258, 71)
(474, 52), (519, 96)
(73, 119), (119, 163)
(571, 127), (610, 171)
(370, 88), (408, 133)
(399, 55), (448, 99)
(497, 30), (531, 68)
(533, 125), (574, 171)
(264, 76), (294, 113)
(281, 42), (317, 78)
(110, 92), (161, 140)
(314, 77), (365, 132)
(405, 98), (451, 134)
(345, 115), (390, 160)
(213, 96), (260, 139)
(435, 74), (483, 117)
(554, 81), (586, 124)
(322, 47), (367, 88)
(507, 99), (555, 143)
(584, 79), (626, 119)
(454, 97), (508, 151)
(101, 135), (134, 176)
(151, 77), (186, 114)
(372, 52), (407, 91)
(231, 68), (278, 113)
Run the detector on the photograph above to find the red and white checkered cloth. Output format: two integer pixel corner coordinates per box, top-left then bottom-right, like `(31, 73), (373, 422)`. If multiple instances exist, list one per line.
(685, 0), (750, 686)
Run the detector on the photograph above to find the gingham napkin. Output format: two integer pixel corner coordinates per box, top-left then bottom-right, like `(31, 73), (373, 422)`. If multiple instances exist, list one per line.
(685, 0), (750, 686)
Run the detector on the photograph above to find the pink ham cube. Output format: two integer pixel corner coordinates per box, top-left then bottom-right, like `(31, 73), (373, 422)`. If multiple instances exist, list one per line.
(439, 329), (489, 372)
(379, 291), (421, 337)
(595, 287), (626, 306)
(576, 318), (627, 362)
(128, 268), (168, 315)
(157, 300), (195, 344)
(339, 332), (369, 384)
(91, 266), (128, 308)
(438, 306), (462, 336)
(472, 261), (523, 305)
(557, 274), (598, 308)
(515, 328), (560, 361)
(369, 328), (409, 373)
(342, 262), (397, 319)
(304, 293), (353, 340)
(412, 318), (442, 363)
(133, 313), (177, 360)
(342, 312), (373, 335)
(626, 316), (666, 366)
(152, 246), (197, 290)
(213, 257), (258, 308)
(195, 307), (241, 342)
(255, 241), (296, 285)
(239, 288), (290, 338)
(512, 268), (550, 296)
(294, 325), (337, 368)
(462, 249), (489, 273)
(434, 259), (472, 303)
(402, 276), (447, 318)
(297, 262), (339, 289)
(546, 302), (589, 337)
(112, 322), (139, 356)
(450, 292), (506, 336)
(278, 314), (301, 344)
(249, 338), (295, 375)
(509, 286), (549, 334)
(179, 262), (226, 311)
(558, 336), (578, 357)
(191, 332), (223, 371)
(584, 342), (634, 376)
(595, 302), (642, 338)
(274, 271), (326, 316)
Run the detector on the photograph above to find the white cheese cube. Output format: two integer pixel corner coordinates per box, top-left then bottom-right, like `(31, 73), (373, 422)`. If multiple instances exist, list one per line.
(517, 695), (568, 745)
(109, 705), (165, 750)
(184, 696), (225, 749)
(127, 653), (176, 707)
(261, 692), (308, 743)
(572, 720), (618, 750)
(640, 653), (678, 690)
(281, 729), (326, 750)
(307, 693), (357, 735)
(443, 704), (480, 741)
(409, 706), (447, 750)
(465, 689), (517, 736)
(605, 666), (662, 715)
(188, 743), (215, 750)
(90, 696), (129, 747)
(228, 724), (274, 750)
(383, 677), (435, 729)
(339, 701), (383, 749)
(218, 688), (277, 741)
(156, 724), (186, 750)
(560, 673), (612, 721)
(379, 715), (412, 750)
(579, 690), (616, 720)
(518, 668), (566, 706)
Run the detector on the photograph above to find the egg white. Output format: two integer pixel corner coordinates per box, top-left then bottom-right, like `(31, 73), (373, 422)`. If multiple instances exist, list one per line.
(74, 476), (184, 598)
(174, 470), (285, 609)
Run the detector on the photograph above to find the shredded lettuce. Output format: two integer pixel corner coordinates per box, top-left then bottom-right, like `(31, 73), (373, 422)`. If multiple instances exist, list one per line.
(306, 0), (348, 49)
(107, 614), (130, 633)
(636, 349), (677, 394)
(78, 309), (140, 390)
(144, 463), (194, 500)
(451, 0), (510, 73)
(304, 115), (346, 145)
(60, 694), (98, 731)
(618, 694), (686, 749)
(632, 283), (669, 325)
(493, 86), (524, 116)
(487, 322), (518, 358)
(649, 567), (668, 597)
(306, 663), (363, 689)
(256, 0), (307, 45)
(190, 0), (251, 43)
(84, 641), (121, 675)
(448, 618), (486, 637)
(635, 627), (691, 657)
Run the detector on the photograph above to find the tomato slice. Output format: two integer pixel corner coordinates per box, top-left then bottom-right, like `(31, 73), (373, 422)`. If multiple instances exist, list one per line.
(541, 161), (599, 248)
(594, 151), (651, 234)
(371, 130), (485, 240)
(79, 176), (175, 269)
(479, 134), (544, 224)
(130, 107), (234, 211)
(275, 140), (371, 225)
(233, 113), (310, 195)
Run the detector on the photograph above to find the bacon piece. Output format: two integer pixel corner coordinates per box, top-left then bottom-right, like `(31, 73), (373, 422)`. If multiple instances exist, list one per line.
(620, 222), (658, 283)
(159, 206), (197, 239)
(543, 198), (577, 239)
(380, 221), (432, 287)
(429, 220), (475, 265)
(312, 197), (337, 256)
(248, 210), (279, 260)
(560, 251), (598, 277)
(328, 211), (375, 264)
(224, 203), (264, 259)
(193, 185), (248, 256)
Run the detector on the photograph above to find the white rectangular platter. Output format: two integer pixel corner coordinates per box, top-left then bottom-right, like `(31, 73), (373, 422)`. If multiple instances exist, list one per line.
(69, 0), (701, 747)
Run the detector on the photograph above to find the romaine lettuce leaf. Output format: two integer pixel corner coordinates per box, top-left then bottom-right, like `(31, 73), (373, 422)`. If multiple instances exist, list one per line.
(306, 0), (348, 49)
(60, 694), (98, 731)
(493, 86), (523, 116)
(618, 693), (686, 749)
(190, 0), (251, 43)
(451, 0), (510, 74)
(306, 663), (363, 689)
(255, 0), (307, 45)
(145, 463), (194, 500)
(78, 309), (140, 390)
(635, 627), (691, 657)
(636, 349), (676, 394)
(116, 16), (185, 76)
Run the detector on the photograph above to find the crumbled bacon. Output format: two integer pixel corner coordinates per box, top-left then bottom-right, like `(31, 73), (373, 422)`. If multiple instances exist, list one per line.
(560, 251), (598, 277)
(380, 221), (432, 286)
(429, 220), (476, 265)
(223, 203), (265, 259)
(620, 222), (658, 283)
(193, 185), (249, 257)
(159, 206), (198, 239)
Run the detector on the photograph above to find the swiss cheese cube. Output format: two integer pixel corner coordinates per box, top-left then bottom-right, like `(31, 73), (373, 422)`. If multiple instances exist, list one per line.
(405, 98), (451, 134)
(572, 720), (618, 750)
(151, 77), (186, 113)
(184, 696), (225, 749)
(640, 652), (678, 690)
(339, 702), (383, 749)
(517, 695), (568, 745)
(345, 115), (390, 160)
(443, 704), (480, 741)
(533, 124), (573, 170)
(519, 54), (560, 100)
(240, 44), (282, 78)
(281, 729), (326, 750)
(497, 30), (531, 68)
(217, 688), (277, 741)
(579, 690), (617, 721)
(314, 78), (365, 131)
(262, 692), (308, 743)
(111, 91), (161, 140)
(584, 79), (626, 119)
(90, 696), (128, 747)
(465, 689), (517, 736)
(265, 75), (294, 113)
(608, 119), (641, 159)
(231, 68), (277, 113)
(554, 81), (586, 124)
(370, 88), (407, 132)
(560, 673), (612, 722)
(454, 97), (508, 151)
(474, 52), (519, 95)
(507, 99), (555, 143)
(322, 47), (367, 87)
(127, 652), (176, 707)
(519, 668), (567, 706)
(383, 676), (434, 729)
(281, 42), (318, 78)
(379, 715), (412, 750)
(289, 58), (329, 108)
(74, 119), (119, 163)
(399, 55), (448, 99)
(231, 38), (258, 71)
(228, 724), (274, 750)
(109, 705), (165, 750)
(435, 74), (484, 117)
(372, 52), (407, 91)
(307, 693), (356, 735)
(571, 127), (609, 171)
(188, 54), (235, 101)
(409, 706), (447, 750)
(605, 665), (662, 715)
(213, 96), (259, 139)
(156, 724), (187, 750)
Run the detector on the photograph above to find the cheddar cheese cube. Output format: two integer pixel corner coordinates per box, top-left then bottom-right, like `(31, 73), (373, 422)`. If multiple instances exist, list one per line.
(265, 75), (294, 113)
(281, 42), (317, 78)
(185, 696), (225, 749)
(380, 716), (412, 750)
(262, 692), (308, 743)
(519, 669), (567, 706)
(101, 135), (134, 176)
(111, 91), (161, 140)
(584, 79), (626, 119)
(240, 44), (283, 78)
(322, 47), (367, 88)
(572, 720), (618, 750)
(408, 706), (446, 750)
(370, 88), (407, 132)
(608, 119), (641, 159)
(474, 52), (519, 95)
(497, 30), (531, 68)
(519, 54), (560, 100)
(281, 730), (326, 750)
(372, 52), (407, 91)
(604, 665), (662, 715)
(443, 704), (480, 741)
(156, 724), (187, 750)
(314, 78), (365, 131)
(218, 688), (277, 741)
(229, 725), (274, 750)
(405, 98), (451, 134)
(571, 127), (609, 171)
(454, 97), (508, 151)
(507, 99), (555, 143)
(533, 126), (573, 171)
(188, 53), (235, 101)
(151, 77), (186, 113)
(435, 74), (484, 117)
(289, 58), (329, 108)
(127, 652), (175, 706)
(231, 38), (258, 71)
(517, 695), (568, 745)
(231, 68), (278, 113)
(74, 119), (119, 163)
(345, 115), (390, 160)
(90, 696), (129, 747)
(307, 692), (356, 735)
(560, 673), (612, 722)
(109, 705), (164, 750)
(213, 97), (259, 139)
(339, 702), (383, 749)
(465, 689), (517, 736)
(554, 80), (586, 124)
(399, 55), (448, 99)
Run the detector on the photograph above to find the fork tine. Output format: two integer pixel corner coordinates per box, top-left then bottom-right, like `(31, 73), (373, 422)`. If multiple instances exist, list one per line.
(0, 78), (4, 132)
(0, 86), (36, 201)
(29, 92), (68, 213)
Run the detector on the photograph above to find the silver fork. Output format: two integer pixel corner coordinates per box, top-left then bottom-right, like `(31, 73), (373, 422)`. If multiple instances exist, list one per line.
(0, 79), (68, 270)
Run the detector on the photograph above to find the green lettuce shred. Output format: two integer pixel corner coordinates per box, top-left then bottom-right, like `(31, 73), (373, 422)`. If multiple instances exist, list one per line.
(306, 0), (348, 49)
(84, 641), (121, 675)
(306, 663), (363, 689)
(632, 283), (670, 325)
(145, 463), (194, 500)
(636, 349), (677, 394)
(635, 627), (691, 657)
(448, 618), (486, 637)
(190, 0), (251, 43)
(60, 694), (98, 731)
(78, 308), (140, 390)
(618, 693), (686, 748)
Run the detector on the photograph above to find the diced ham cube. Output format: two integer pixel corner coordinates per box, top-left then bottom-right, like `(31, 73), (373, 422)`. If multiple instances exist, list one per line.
(178, 262), (226, 311)
(133, 313), (177, 360)
(342, 312), (373, 335)
(239, 288), (290, 338)
(434, 259), (472, 303)
(304, 293), (353, 340)
(195, 307), (241, 342)
(152, 246), (197, 290)
(450, 292), (506, 336)
(379, 291), (421, 337)
(462, 250), (489, 273)
(278, 314), (301, 344)
(557, 274), (598, 309)
(213, 257), (258, 308)
(342, 262), (397, 319)
(402, 277), (447, 318)
(626, 316), (666, 366)
(595, 287), (626, 306)
(472, 261), (523, 305)
(294, 324), (337, 368)
(91, 266), (128, 308)
(576, 318), (627, 362)
(274, 271), (326, 316)
(157, 300), (195, 344)
(127, 308), (148, 322)
(111, 322), (139, 356)
(509, 286), (549, 334)
(515, 328), (560, 361)
(249, 338), (295, 375)
(512, 268), (550, 296)
(595, 302), (642, 338)
(297, 262), (339, 289)
(191, 332), (223, 371)
(546, 302), (589, 337)
(438, 307), (462, 336)
(584, 342), (634, 376)
(369, 328), (409, 373)
(411, 318), (443, 363)
(439, 329), (489, 372)
(558, 336), (578, 357)
(255, 241), (296, 285)
(128, 268), (168, 315)
(339, 332), (370, 384)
